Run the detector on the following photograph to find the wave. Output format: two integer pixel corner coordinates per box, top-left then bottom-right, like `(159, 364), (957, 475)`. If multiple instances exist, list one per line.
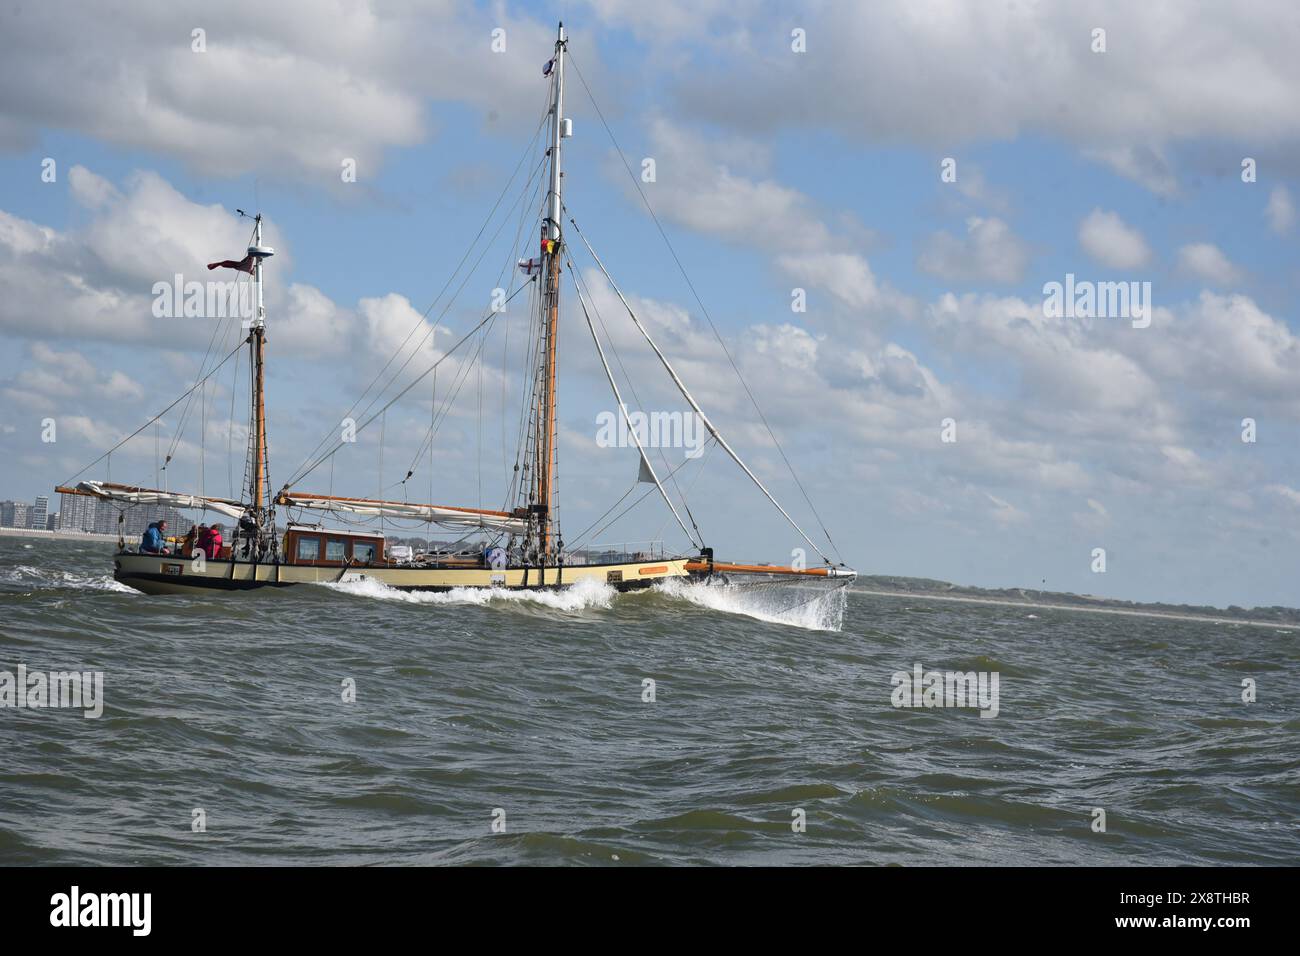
(0, 564), (135, 593)
(316, 574), (617, 611)
(653, 575), (849, 632)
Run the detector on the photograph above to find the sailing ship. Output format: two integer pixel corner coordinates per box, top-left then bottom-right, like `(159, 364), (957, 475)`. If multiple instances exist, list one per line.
(57, 24), (855, 599)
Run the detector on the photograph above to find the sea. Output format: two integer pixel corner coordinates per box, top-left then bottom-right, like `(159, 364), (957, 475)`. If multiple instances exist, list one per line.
(1, 536), (1296, 865)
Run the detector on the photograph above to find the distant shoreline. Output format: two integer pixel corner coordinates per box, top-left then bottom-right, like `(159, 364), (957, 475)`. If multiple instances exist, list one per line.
(4, 528), (1294, 630)
(856, 588), (1300, 632)
(0, 527), (119, 544)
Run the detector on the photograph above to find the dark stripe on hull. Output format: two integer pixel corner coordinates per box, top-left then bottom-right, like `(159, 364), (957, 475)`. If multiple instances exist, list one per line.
(114, 570), (689, 594)
(115, 572), (296, 592)
(387, 577), (665, 594)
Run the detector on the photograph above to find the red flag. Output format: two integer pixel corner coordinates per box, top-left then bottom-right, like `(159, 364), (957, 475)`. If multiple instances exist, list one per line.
(207, 255), (255, 274)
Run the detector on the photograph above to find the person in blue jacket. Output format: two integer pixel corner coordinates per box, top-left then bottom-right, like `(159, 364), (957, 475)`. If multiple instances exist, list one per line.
(140, 519), (170, 554)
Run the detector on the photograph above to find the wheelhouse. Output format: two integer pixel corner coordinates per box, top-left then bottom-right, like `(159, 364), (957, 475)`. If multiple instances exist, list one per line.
(283, 526), (384, 567)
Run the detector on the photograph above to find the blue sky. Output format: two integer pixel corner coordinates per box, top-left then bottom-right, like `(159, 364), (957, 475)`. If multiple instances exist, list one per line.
(1, 1), (1297, 607)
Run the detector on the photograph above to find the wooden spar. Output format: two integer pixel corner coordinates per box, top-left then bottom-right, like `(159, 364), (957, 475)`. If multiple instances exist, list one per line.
(539, 249), (559, 557)
(53, 485), (99, 498)
(683, 560), (850, 578)
(54, 483), (243, 507)
(253, 325), (266, 516)
(251, 214), (268, 521)
(536, 22), (567, 561)
(275, 490), (517, 519)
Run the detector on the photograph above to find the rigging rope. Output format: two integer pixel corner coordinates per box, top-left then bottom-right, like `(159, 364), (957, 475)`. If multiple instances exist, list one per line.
(568, 217), (838, 567)
(567, 256), (699, 549)
(396, 142), (549, 498)
(567, 445), (706, 554)
(287, 110), (550, 487)
(288, 278), (538, 488)
(61, 341), (246, 489)
(567, 52), (845, 567)
(563, 204), (704, 544)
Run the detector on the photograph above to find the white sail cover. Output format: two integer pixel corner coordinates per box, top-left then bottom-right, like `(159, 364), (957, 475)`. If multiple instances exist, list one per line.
(72, 481), (246, 519)
(278, 493), (527, 534)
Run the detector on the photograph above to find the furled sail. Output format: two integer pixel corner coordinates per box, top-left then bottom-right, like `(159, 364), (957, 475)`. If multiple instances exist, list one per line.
(57, 481), (247, 519)
(276, 492), (527, 534)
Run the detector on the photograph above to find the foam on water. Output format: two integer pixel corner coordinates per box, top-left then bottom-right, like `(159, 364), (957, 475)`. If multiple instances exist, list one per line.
(318, 574), (617, 611)
(654, 575), (849, 632)
(1, 564), (135, 593)
(322, 572), (847, 629)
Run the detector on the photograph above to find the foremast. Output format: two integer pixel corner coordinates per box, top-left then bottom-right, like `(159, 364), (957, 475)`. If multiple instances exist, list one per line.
(534, 22), (568, 563)
(245, 213), (276, 556)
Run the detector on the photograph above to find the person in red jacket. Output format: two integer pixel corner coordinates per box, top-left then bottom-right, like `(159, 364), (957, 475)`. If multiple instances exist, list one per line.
(204, 523), (224, 561)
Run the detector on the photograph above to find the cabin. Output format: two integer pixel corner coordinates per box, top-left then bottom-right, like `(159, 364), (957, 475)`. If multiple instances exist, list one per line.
(283, 526), (385, 567)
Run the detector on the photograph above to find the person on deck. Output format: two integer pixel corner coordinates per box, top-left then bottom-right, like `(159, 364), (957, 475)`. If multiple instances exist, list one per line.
(140, 520), (169, 554)
(203, 523), (224, 561)
(182, 524), (199, 558)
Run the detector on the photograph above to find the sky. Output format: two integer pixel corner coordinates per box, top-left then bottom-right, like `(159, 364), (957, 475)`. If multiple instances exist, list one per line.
(0, 0), (1297, 608)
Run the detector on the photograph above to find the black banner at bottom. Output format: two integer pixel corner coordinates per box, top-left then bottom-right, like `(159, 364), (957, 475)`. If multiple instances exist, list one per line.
(0, 865), (1278, 942)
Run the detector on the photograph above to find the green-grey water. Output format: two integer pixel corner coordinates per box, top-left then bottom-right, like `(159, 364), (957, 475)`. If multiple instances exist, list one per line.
(1, 536), (1296, 865)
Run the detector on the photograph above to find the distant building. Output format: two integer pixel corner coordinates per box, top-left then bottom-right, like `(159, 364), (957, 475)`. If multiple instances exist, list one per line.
(47, 512), (59, 530)
(59, 492), (99, 532)
(54, 492), (188, 537)
(94, 501), (118, 536)
(31, 495), (48, 531)
(1, 501), (31, 529)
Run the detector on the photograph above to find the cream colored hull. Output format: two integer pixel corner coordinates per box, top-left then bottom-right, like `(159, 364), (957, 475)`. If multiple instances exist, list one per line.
(113, 552), (692, 596)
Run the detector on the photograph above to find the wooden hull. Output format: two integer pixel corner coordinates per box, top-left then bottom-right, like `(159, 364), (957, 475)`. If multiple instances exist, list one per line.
(112, 552), (692, 596)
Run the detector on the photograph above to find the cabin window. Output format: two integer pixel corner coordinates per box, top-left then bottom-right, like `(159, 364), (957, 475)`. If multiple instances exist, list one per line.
(353, 542), (376, 563)
(295, 536), (320, 561)
(325, 539), (347, 562)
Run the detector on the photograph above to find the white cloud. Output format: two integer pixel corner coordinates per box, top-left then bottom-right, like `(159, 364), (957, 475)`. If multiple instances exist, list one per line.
(776, 252), (883, 311)
(1176, 242), (1242, 285)
(627, 118), (841, 252)
(1269, 484), (1300, 507)
(0, 2), (572, 183)
(1266, 185), (1295, 235)
(1, 344), (144, 411)
(1141, 291), (1300, 412)
(1078, 209), (1152, 269)
(1083, 145), (1178, 197)
(918, 216), (1030, 283)
(0, 166), (432, 364)
(667, 2), (1300, 196)
(927, 292), (1163, 417)
(748, 323), (819, 372)
(986, 492), (1028, 525)
(67, 166), (119, 209)
(604, 121), (911, 349)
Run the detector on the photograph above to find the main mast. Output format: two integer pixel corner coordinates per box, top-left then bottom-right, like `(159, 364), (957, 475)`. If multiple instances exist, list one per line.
(536, 22), (567, 561)
(247, 214), (274, 548)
